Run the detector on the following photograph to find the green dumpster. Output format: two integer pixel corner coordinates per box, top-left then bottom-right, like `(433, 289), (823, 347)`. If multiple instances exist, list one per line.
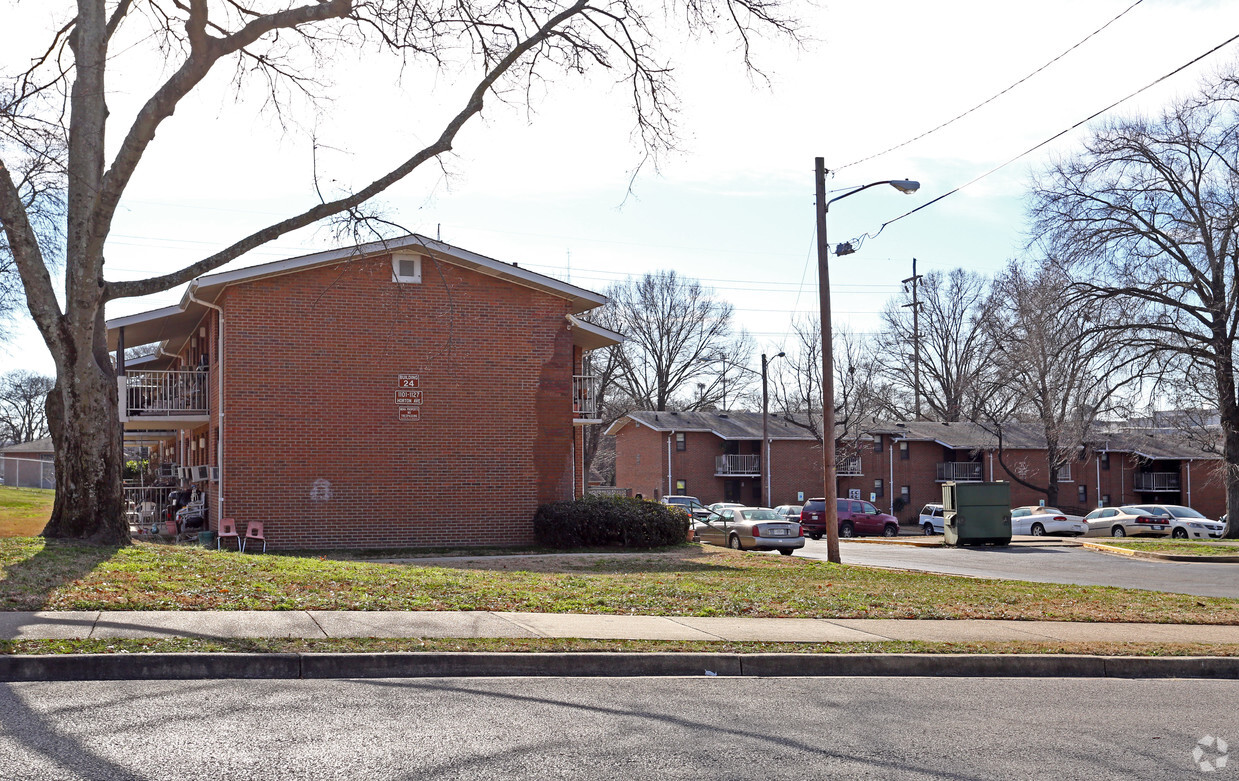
(942, 481), (1011, 546)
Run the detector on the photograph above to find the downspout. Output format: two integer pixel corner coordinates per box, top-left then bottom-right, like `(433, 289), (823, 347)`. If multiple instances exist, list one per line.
(1096, 453), (1101, 506)
(1187, 459), (1192, 506)
(572, 432), (577, 499)
(888, 443), (894, 515)
(667, 432), (673, 497)
(988, 450), (993, 482)
(188, 289), (224, 526)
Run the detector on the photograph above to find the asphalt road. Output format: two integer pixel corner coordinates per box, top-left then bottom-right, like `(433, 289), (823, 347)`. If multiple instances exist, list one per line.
(0, 677), (1234, 779)
(795, 538), (1239, 599)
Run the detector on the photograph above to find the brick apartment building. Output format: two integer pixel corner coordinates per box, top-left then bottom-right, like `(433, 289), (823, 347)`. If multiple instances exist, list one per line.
(106, 235), (621, 549)
(608, 413), (1226, 521)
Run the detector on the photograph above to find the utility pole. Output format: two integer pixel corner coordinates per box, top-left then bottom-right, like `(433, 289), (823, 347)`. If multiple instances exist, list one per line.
(815, 158), (841, 564)
(901, 257), (923, 420)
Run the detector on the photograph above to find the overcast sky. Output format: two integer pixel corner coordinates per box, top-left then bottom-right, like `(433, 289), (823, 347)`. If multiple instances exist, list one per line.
(4, 0), (1239, 376)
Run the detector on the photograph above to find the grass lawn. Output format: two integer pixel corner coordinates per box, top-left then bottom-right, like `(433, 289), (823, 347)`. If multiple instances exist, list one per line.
(2, 537), (1239, 623)
(1095, 539), (1239, 557)
(0, 487), (53, 537)
(5, 637), (1239, 657)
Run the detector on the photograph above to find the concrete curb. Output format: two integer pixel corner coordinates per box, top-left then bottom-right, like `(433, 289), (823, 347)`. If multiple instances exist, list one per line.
(1080, 541), (1239, 563)
(2, 652), (1238, 681)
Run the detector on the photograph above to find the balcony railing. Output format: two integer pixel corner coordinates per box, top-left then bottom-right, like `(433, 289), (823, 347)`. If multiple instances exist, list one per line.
(936, 461), (983, 482)
(125, 370), (208, 417)
(836, 455), (863, 476)
(1134, 471), (1181, 492)
(716, 454), (761, 476)
(573, 374), (599, 422)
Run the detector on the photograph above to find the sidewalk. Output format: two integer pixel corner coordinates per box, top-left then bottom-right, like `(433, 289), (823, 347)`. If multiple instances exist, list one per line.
(4, 611), (1239, 681)
(4, 610), (1239, 644)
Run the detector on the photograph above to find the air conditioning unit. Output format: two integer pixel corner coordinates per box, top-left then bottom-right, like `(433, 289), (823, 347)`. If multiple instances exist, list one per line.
(192, 465), (210, 481)
(177, 467), (191, 480)
(209, 467), (220, 483)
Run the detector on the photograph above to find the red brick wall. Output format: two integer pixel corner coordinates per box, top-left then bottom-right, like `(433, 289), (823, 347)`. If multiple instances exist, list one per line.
(213, 253), (578, 549)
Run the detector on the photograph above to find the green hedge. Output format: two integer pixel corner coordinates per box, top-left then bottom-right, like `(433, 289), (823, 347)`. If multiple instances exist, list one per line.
(533, 495), (689, 549)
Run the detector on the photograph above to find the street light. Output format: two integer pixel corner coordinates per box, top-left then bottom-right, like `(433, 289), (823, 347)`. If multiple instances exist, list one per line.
(761, 351), (786, 507)
(815, 158), (920, 564)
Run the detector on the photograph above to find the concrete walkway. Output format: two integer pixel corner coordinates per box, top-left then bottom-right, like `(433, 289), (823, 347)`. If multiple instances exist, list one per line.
(3, 610), (1239, 644)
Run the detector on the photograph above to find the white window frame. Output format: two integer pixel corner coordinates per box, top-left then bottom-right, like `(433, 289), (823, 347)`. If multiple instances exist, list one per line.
(392, 253), (423, 283)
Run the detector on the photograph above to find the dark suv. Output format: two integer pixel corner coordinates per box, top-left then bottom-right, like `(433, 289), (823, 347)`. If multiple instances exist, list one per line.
(801, 497), (901, 539)
(800, 498), (828, 539)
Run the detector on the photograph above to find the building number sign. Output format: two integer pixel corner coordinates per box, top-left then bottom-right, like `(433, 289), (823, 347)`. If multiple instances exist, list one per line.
(396, 375), (423, 421)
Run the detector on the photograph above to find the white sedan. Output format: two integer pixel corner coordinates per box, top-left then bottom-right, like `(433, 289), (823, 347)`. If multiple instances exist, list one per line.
(1127, 504), (1226, 540)
(1082, 506), (1172, 538)
(1010, 506), (1087, 536)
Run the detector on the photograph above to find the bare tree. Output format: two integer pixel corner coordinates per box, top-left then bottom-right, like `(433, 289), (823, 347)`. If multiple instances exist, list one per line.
(875, 268), (997, 422)
(770, 317), (883, 460)
(1030, 68), (1239, 536)
(976, 260), (1139, 507)
(596, 270), (752, 412)
(0, 0), (797, 543)
(0, 371), (55, 445)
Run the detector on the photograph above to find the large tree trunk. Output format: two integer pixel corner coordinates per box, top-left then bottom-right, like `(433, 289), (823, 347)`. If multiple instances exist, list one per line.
(1215, 350), (1239, 539)
(41, 326), (128, 545)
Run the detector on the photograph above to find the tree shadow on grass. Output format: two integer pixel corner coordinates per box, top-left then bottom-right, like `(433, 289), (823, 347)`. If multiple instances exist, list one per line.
(0, 539), (124, 611)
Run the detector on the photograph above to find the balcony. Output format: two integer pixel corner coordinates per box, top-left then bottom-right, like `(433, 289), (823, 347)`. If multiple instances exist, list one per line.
(716, 454), (761, 477)
(1133, 471), (1180, 492)
(573, 374), (600, 424)
(936, 461), (983, 482)
(122, 370), (209, 429)
(836, 455), (863, 476)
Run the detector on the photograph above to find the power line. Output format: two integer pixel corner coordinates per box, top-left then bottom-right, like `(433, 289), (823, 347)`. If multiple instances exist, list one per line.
(835, 0), (1145, 171)
(870, 28), (1239, 236)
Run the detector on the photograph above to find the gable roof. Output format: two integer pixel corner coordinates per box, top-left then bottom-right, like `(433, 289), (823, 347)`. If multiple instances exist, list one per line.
(606, 410), (821, 441)
(0, 437), (53, 455)
(866, 420), (1218, 461)
(106, 234), (610, 351)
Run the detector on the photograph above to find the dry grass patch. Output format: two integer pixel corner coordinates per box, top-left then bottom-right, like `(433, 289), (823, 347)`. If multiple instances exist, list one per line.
(0, 487), (53, 537)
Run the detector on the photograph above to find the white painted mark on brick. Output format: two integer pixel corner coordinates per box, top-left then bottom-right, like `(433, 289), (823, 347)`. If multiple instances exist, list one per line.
(310, 478), (332, 501)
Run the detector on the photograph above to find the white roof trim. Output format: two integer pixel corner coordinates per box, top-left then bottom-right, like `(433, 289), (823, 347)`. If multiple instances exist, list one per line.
(189, 234), (607, 313)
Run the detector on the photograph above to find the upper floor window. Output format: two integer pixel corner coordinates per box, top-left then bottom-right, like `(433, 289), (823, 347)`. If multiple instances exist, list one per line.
(675, 432), (686, 451)
(899, 441), (910, 460)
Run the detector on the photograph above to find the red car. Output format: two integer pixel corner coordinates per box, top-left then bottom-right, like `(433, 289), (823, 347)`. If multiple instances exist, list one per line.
(800, 497), (901, 539)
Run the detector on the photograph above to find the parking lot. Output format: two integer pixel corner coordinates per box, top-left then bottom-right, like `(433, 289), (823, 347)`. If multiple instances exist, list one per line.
(795, 537), (1239, 599)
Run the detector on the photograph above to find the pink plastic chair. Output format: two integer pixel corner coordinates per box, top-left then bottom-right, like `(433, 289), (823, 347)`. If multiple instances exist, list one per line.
(242, 521), (267, 554)
(217, 518), (240, 551)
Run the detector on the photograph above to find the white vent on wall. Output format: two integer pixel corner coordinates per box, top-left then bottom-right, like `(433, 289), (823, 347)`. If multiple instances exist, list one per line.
(392, 253), (423, 283)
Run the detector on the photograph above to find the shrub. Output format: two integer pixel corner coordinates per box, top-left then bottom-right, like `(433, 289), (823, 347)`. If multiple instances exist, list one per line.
(533, 495), (689, 549)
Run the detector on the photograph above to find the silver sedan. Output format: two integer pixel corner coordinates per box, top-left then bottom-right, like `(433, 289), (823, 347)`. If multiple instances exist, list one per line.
(696, 507), (804, 555)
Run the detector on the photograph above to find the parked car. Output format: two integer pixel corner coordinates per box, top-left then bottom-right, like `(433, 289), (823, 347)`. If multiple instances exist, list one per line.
(800, 498), (828, 539)
(1010, 506), (1087, 536)
(800, 497), (901, 538)
(919, 503), (944, 535)
(696, 506), (804, 555)
(707, 502), (746, 514)
(661, 495), (713, 520)
(1127, 504), (1226, 540)
(772, 504), (803, 522)
(1082, 506), (1172, 538)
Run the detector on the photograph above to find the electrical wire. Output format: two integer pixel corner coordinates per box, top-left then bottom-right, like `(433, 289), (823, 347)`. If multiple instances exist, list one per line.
(866, 28), (1239, 238)
(835, 0), (1145, 171)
